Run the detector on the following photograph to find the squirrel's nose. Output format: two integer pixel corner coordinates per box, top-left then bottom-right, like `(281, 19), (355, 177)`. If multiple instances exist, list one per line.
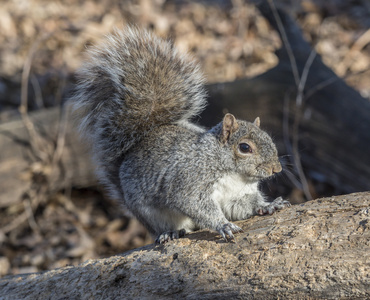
(272, 162), (282, 174)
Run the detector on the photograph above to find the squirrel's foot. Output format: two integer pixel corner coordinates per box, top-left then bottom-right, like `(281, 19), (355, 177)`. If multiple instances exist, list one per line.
(216, 222), (243, 242)
(256, 197), (291, 215)
(155, 229), (186, 244)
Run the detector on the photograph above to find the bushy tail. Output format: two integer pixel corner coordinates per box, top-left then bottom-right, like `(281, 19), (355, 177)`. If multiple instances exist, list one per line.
(71, 26), (207, 163)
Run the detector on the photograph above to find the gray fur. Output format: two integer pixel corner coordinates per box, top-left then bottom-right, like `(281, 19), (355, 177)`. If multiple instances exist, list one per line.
(70, 27), (290, 243)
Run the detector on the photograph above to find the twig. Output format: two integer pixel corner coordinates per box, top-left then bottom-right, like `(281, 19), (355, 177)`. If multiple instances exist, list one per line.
(1, 189), (44, 234)
(304, 68), (369, 101)
(24, 198), (40, 234)
(296, 50), (316, 106)
(20, 32), (53, 162)
(7, 30), (67, 236)
(54, 63), (68, 106)
(337, 28), (370, 76)
(30, 74), (44, 109)
(282, 91), (302, 189)
(290, 50), (316, 201)
(52, 104), (69, 167)
(1, 212), (29, 234)
(51, 58), (69, 168)
(267, 0), (313, 200)
(267, 0), (299, 86)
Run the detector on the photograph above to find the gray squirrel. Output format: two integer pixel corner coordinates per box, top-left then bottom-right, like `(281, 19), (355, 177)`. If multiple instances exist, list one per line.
(71, 26), (290, 244)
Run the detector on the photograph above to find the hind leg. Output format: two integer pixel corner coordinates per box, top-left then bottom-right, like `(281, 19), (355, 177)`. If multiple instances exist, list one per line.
(155, 229), (187, 244)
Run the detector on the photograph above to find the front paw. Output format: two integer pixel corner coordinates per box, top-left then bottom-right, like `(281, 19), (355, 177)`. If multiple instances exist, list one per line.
(256, 197), (291, 215)
(216, 222), (243, 242)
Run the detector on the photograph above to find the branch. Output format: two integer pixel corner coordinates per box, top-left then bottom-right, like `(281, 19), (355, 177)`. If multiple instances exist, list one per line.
(1, 192), (369, 298)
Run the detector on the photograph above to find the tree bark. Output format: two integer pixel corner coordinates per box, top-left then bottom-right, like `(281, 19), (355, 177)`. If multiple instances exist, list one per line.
(1, 192), (369, 299)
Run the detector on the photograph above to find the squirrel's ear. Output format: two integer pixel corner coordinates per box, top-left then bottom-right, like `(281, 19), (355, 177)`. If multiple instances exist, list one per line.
(221, 113), (239, 144)
(253, 117), (260, 127)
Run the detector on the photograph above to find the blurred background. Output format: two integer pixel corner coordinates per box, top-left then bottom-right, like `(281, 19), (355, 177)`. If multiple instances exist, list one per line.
(0, 0), (369, 277)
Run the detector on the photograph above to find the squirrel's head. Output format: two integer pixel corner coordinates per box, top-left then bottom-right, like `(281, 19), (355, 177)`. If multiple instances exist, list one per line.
(218, 113), (282, 180)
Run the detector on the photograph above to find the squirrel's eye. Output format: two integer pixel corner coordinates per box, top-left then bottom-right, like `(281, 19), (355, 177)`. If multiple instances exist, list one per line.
(239, 143), (252, 154)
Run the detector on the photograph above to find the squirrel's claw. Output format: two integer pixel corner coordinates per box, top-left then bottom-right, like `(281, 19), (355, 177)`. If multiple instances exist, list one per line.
(257, 197), (291, 215)
(155, 229), (186, 244)
(217, 223), (243, 242)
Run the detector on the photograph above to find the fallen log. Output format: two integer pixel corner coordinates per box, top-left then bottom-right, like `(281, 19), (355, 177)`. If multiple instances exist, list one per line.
(1, 192), (369, 299)
(0, 107), (95, 207)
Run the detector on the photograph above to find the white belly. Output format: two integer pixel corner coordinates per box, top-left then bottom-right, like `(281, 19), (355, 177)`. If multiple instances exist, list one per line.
(211, 173), (258, 220)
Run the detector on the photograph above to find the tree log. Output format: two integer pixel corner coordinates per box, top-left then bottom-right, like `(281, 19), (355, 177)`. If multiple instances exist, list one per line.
(0, 107), (95, 207)
(1, 192), (369, 299)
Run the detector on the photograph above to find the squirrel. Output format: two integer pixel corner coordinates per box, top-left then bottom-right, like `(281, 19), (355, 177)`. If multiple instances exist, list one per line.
(71, 26), (291, 244)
